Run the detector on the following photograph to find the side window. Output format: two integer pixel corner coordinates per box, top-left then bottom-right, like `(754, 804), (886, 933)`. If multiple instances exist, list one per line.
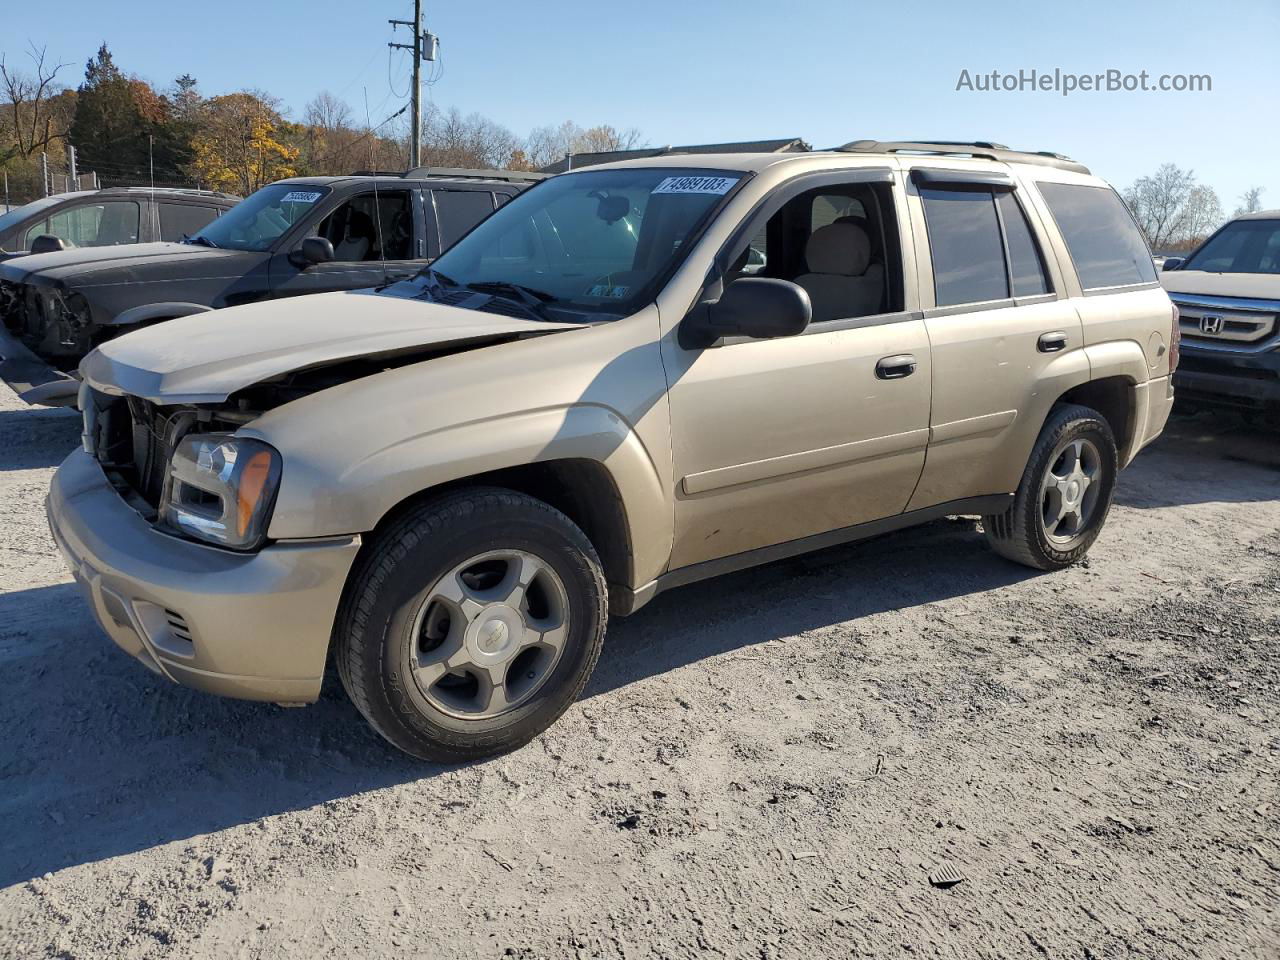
(24, 201), (140, 249)
(158, 203), (220, 242)
(722, 180), (899, 323)
(920, 188), (1009, 306)
(435, 190), (495, 251)
(315, 191), (413, 262)
(1037, 182), (1157, 289)
(996, 193), (1050, 296)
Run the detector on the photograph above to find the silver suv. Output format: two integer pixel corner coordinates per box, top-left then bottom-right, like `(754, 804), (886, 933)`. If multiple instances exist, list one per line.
(49, 140), (1178, 761)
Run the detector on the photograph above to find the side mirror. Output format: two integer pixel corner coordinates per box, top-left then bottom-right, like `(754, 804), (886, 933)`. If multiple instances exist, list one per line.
(293, 236), (335, 267)
(29, 234), (66, 255)
(686, 277), (811, 347)
(1161, 257), (1184, 272)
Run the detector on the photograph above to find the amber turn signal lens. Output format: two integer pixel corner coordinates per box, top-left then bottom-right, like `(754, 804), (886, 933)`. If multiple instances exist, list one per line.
(237, 451), (274, 537)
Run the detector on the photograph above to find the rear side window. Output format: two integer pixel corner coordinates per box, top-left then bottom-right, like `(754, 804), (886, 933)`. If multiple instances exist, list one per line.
(158, 202), (220, 242)
(996, 193), (1050, 296)
(435, 190), (495, 251)
(920, 189), (1009, 306)
(1037, 182), (1156, 289)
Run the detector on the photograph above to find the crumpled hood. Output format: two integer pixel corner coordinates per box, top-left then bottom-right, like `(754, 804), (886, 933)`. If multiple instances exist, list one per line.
(1161, 270), (1280, 302)
(81, 288), (581, 404)
(0, 241), (231, 286)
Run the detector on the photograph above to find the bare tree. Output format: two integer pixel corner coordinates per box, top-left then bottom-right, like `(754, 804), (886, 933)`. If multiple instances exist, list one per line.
(1124, 163), (1196, 249)
(304, 91), (353, 133)
(522, 120), (646, 169)
(419, 105), (519, 169)
(1234, 186), (1265, 217)
(1182, 184), (1224, 247)
(0, 43), (69, 161)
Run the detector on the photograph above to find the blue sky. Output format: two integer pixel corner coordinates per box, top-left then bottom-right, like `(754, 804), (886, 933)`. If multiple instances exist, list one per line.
(3, 0), (1276, 206)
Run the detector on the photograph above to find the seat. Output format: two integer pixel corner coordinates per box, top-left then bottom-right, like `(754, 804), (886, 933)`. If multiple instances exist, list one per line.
(793, 222), (884, 322)
(333, 208), (375, 261)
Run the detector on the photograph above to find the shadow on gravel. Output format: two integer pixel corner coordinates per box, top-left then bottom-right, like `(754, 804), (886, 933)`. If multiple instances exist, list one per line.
(0, 407), (81, 471)
(1115, 410), (1280, 510)
(588, 516), (1039, 699)
(0, 516), (1036, 887)
(0, 582), (452, 887)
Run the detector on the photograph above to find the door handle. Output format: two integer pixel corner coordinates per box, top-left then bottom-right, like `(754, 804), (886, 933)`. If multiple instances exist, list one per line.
(875, 354), (918, 380)
(1038, 331), (1068, 353)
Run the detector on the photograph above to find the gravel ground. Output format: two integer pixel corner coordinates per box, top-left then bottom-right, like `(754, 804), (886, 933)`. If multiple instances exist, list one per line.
(0, 382), (1277, 959)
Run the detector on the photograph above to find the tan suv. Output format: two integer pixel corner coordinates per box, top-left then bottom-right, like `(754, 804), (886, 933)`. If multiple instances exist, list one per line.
(49, 140), (1178, 761)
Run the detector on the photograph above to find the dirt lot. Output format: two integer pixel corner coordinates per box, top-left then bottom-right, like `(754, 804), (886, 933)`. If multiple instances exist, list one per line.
(0, 382), (1277, 960)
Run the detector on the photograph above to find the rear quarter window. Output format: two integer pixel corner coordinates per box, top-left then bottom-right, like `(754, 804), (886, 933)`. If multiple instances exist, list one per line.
(1037, 182), (1156, 290)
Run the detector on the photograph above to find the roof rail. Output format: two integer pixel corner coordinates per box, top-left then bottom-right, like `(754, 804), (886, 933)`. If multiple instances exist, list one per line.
(349, 167), (547, 183)
(836, 140), (1090, 174)
(101, 186), (241, 199)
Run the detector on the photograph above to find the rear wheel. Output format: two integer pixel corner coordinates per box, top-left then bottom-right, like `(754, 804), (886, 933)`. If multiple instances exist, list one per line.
(983, 403), (1118, 570)
(335, 488), (607, 762)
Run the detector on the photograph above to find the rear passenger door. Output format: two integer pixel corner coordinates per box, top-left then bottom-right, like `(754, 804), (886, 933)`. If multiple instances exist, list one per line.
(430, 188), (496, 258)
(904, 165), (1087, 511)
(157, 201), (222, 243)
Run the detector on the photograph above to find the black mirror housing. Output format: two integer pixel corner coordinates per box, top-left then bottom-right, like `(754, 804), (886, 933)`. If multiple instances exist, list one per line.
(701, 277), (812, 343)
(297, 236), (335, 267)
(29, 234), (66, 255)
(1161, 257), (1184, 272)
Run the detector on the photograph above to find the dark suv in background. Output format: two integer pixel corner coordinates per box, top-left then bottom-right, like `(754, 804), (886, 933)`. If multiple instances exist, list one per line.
(0, 186), (237, 261)
(1161, 210), (1280, 420)
(0, 168), (541, 404)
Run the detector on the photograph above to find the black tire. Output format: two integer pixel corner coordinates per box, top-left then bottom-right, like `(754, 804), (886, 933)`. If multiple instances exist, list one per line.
(982, 403), (1118, 570)
(334, 487), (608, 762)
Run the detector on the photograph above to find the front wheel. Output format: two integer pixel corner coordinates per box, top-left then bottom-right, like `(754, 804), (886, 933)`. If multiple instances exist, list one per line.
(335, 488), (608, 762)
(983, 403), (1118, 570)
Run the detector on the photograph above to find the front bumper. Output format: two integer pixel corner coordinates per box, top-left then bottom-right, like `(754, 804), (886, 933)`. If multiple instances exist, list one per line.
(1173, 345), (1280, 411)
(0, 324), (80, 406)
(48, 448), (361, 702)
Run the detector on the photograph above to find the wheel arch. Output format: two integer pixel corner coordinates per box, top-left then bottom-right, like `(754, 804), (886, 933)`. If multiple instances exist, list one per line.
(360, 457), (637, 613)
(1055, 376), (1138, 465)
(106, 301), (213, 328)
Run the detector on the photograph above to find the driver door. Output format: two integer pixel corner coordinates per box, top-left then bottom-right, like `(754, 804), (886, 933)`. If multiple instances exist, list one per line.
(661, 171), (933, 570)
(270, 190), (415, 297)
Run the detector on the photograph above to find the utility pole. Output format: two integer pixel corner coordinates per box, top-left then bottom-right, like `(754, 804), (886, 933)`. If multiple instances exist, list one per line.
(40, 152), (49, 197)
(390, 2), (438, 170)
(67, 144), (78, 189)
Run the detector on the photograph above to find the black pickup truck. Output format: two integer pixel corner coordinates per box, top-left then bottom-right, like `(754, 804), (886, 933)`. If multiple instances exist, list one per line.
(0, 167), (541, 404)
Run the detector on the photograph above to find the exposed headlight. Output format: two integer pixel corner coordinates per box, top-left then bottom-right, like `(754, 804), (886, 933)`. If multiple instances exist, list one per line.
(160, 434), (282, 550)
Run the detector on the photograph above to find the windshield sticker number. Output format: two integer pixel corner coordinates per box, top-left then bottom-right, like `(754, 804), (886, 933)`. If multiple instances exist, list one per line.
(652, 176), (739, 196)
(588, 284), (630, 298)
(281, 191), (323, 204)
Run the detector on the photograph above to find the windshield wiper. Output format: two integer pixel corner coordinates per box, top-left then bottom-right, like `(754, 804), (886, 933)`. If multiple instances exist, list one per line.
(182, 234), (218, 248)
(464, 281), (558, 322)
(406, 265), (459, 297)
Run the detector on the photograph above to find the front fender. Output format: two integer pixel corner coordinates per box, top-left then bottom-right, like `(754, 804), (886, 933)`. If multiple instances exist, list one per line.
(107, 301), (214, 328)
(263, 403), (672, 589)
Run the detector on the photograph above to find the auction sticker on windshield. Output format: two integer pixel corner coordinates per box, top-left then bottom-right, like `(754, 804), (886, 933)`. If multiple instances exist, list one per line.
(652, 175), (740, 195)
(281, 191), (323, 204)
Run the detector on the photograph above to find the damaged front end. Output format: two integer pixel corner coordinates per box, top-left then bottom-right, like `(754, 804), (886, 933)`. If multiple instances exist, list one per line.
(0, 277), (92, 406)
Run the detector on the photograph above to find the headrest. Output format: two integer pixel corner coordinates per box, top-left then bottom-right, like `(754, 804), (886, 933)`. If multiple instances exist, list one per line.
(805, 222), (871, 277)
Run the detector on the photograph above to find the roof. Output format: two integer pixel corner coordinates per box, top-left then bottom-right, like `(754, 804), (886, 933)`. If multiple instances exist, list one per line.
(539, 138), (810, 173)
(1235, 208), (1280, 221)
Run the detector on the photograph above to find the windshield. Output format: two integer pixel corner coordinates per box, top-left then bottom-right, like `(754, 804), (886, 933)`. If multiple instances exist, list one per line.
(192, 183), (331, 252)
(1182, 219), (1280, 274)
(420, 167), (745, 316)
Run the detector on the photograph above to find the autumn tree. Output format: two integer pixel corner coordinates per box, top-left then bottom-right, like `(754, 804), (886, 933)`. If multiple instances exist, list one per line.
(67, 44), (190, 183)
(0, 44), (71, 164)
(191, 91), (299, 194)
